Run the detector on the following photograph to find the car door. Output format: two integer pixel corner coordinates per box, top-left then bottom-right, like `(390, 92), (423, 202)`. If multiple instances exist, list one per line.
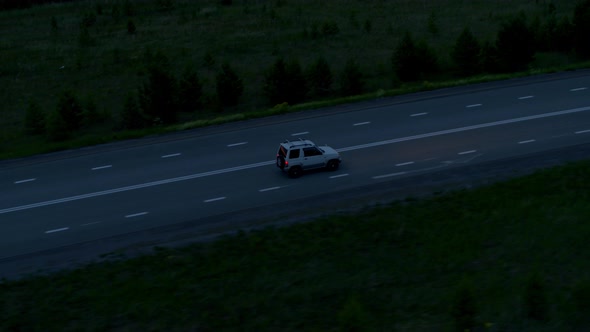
(302, 146), (325, 169)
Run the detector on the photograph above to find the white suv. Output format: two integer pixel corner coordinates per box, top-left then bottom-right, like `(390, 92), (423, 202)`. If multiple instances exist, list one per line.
(276, 139), (341, 178)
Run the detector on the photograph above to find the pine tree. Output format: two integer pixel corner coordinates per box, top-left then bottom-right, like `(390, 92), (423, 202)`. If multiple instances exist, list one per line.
(452, 27), (481, 77)
(340, 58), (363, 96)
(216, 63), (243, 108)
(307, 56), (333, 98)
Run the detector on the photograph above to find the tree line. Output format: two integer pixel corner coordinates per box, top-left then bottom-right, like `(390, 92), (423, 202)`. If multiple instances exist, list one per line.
(23, 0), (590, 141)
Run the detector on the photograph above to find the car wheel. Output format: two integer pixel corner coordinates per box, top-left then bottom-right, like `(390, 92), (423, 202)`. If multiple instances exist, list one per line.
(288, 166), (302, 178)
(326, 160), (339, 171)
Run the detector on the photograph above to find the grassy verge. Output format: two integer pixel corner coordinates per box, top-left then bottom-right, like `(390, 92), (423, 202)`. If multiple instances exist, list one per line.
(2, 160), (589, 331)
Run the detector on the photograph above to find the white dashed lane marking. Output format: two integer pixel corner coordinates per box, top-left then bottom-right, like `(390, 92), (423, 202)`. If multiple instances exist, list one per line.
(466, 104), (482, 108)
(259, 186), (280, 192)
(227, 142), (248, 147)
(125, 212), (148, 218)
(353, 121), (371, 126)
(458, 150), (477, 155)
(571, 87), (587, 92)
(518, 96), (534, 100)
(373, 172), (406, 179)
(204, 197), (226, 203)
(45, 227), (69, 234)
(329, 173), (349, 179)
(14, 178), (36, 184)
(395, 161), (414, 167)
(81, 221), (101, 226)
(410, 112), (428, 117)
(518, 139), (536, 144)
(575, 129), (590, 134)
(92, 165), (112, 171)
(291, 132), (309, 136)
(162, 153), (181, 158)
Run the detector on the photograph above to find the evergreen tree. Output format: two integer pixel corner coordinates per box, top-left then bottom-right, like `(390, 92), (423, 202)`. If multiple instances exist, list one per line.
(264, 58), (289, 105)
(393, 31), (438, 81)
(216, 63), (243, 108)
(121, 92), (145, 129)
(285, 59), (307, 105)
(340, 58), (363, 96)
(24, 99), (46, 135)
(573, 0), (590, 58)
(495, 14), (535, 72)
(139, 64), (178, 125)
(178, 65), (202, 113)
(452, 27), (481, 77)
(307, 56), (333, 98)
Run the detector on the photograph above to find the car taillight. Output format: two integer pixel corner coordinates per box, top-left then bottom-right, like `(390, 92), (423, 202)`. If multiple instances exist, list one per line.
(285, 160), (289, 166)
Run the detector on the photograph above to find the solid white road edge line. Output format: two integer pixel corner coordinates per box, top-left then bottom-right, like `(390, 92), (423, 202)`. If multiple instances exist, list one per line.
(3, 105), (590, 215)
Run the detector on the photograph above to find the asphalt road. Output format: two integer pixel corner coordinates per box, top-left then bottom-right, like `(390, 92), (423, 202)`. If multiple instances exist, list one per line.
(1, 70), (590, 279)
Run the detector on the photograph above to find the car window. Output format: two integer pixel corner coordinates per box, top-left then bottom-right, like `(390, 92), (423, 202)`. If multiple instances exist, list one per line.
(289, 148), (300, 159)
(278, 146), (287, 158)
(303, 147), (322, 157)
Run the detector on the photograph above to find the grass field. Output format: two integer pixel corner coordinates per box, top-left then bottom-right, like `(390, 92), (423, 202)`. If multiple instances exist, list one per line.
(0, 0), (582, 159)
(1, 160), (590, 331)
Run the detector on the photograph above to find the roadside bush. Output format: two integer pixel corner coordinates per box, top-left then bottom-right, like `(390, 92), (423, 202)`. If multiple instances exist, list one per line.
(45, 90), (83, 141)
(263, 57), (307, 105)
(572, 0), (590, 58)
(306, 56), (333, 98)
(139, 63), (178, 125)
(127, 19), (136, 34)
(524, 273), (549, 321)
(337, 295), (371, 332)
(452, 27), (481, 77)
(451, 283), (477, 332)
(121, 92), (145, 130)
(24, 99), (46, 135)
(178, 65), (202, 113)
(339, 58), (363, 97)
(216, 63), (243, 108)
(392, 31), (438, 82)
(495, 14), (535, 72)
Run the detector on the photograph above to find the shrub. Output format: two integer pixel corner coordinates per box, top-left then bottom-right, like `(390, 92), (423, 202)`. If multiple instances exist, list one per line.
(127, 19), (136, 34)
(139, 61), (178, 125)
(24, 99), (46, 135)
(451, 283), (477, 332)
(306, 56), (333, 98)
(178, 65), (202, 113)
(452, 27), (481, 77)
(216, 63), (243, 108)
(263, 57), (289, 105)
(572, 0), (590, 58)
(495, 14), (535, 72)
(524, 274), (548, 321)
(337, 295), (370, 332)
(393, 31), (438, 82)
(55, 90), (84, 132)
(339, 58), (363, 96)
(121, 92), (145, 130)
